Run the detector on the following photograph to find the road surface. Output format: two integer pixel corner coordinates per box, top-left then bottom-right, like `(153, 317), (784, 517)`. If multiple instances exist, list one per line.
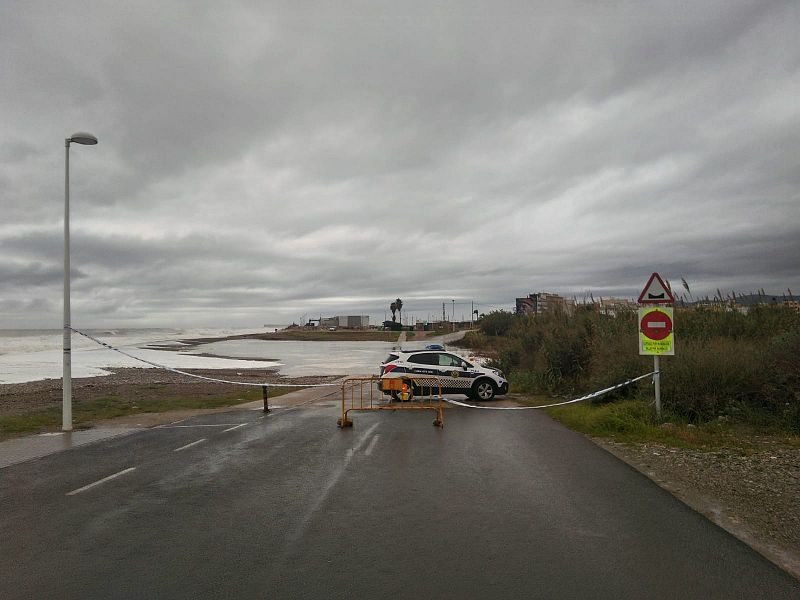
(2, 395), (798, 599)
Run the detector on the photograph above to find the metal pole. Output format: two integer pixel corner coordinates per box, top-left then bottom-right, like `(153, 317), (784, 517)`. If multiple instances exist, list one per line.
(653, 355), (661, 419)
(262, 385), (270, 413)
(452, 300), (455, 332)
(63, 140), (72, 431)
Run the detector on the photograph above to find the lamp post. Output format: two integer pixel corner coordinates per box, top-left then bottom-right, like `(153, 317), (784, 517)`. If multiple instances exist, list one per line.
(64, 132), (98, 431)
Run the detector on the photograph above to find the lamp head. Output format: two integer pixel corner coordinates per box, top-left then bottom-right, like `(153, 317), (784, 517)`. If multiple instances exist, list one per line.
(68, 132), (98, 145)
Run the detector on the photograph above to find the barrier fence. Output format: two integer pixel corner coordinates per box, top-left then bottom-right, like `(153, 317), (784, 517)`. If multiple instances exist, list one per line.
(338, 375), (445, 429)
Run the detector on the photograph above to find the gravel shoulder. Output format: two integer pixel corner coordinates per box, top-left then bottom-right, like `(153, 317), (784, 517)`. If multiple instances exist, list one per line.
(596, 438), (800, 580)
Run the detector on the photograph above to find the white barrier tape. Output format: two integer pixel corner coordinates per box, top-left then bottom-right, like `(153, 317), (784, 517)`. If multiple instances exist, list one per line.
(444, 372), (655, 410)
(70, 327), (339, 388)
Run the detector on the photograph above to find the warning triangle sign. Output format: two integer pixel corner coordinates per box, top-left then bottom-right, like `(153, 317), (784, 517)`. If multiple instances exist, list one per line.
(638, 272), (675, 304)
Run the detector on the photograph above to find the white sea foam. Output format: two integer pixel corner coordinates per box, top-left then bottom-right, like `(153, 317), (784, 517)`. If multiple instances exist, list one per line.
(0, 328), (283, 384)
(0, 327), (400, 383)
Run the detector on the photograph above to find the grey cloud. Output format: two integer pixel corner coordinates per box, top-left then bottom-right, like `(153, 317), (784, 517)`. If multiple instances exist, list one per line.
(1, 1), (798, 327)
(0, 261), (68, 287)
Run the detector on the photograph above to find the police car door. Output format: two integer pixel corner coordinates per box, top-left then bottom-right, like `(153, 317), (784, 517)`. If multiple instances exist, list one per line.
(436, 353), (473, 393)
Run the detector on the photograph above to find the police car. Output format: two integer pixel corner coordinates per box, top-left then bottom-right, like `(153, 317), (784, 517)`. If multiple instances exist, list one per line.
(379, 350), (508, 401)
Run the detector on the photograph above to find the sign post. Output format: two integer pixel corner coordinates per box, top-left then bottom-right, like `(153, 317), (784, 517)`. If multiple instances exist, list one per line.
(638, 273), (675, 419)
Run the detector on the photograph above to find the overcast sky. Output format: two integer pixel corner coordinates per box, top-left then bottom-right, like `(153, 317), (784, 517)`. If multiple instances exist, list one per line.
(2, 1), (798, 328)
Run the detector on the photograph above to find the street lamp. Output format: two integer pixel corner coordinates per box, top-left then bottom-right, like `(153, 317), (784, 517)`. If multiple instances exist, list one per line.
(64, 132), (98, 431)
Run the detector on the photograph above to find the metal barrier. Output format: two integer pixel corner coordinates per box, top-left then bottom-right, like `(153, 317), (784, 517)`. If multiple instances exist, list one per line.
(337, 375), (445, 429)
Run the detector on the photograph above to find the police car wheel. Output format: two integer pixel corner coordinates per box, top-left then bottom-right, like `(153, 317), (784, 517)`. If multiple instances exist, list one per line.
(472, 379), (496, 401)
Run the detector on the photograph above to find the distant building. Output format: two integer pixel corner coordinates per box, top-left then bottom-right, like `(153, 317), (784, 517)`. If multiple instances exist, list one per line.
(320, 315), (369, 329)
(345, 315), (369, 328)
(515, 294), (537, 315)
(784, 300), (800, 313)
(599, 297), (637, 317)
(516, 293), (574, 316)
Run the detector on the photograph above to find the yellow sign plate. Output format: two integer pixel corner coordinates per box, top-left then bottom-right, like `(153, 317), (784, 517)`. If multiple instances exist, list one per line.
(638, 307), (675, 356)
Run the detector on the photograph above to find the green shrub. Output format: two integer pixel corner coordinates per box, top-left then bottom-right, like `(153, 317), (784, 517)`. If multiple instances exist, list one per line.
(459, 304), (799, 431)
(509, 369), (559, 394)
(678, 305), (799, 341)
(548, 400), (661, 440)
(660, 339), (763, 421)
(478, 310), (517, 336)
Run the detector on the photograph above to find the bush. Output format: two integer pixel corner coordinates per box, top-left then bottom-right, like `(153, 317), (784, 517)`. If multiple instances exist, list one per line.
(678, 305), (800, 341)
(478, 310), (517, 336)
(459, 304), (799, 430)
(541, 327), (590, 381)
(759, 329), (800, 432)
(660, 339), (763, 421)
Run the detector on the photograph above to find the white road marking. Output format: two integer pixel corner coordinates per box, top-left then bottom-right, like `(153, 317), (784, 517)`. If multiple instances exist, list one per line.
(66, 467), (136, 496)
(222, 423), (248, 433)
(173, 438), (207, 452)
(158, 424), (239, 429)
(292, 422), (381, 544)
(364, 433), (381, 456)
(346, 423), (381, 458)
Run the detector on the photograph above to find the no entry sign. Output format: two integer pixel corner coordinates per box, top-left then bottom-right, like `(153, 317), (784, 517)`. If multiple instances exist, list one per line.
(641, 309), (672, 340)
(639, 307), (675, 355)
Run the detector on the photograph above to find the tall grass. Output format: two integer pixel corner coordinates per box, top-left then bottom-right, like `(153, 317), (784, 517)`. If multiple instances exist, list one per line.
(456, 306), (800, 431)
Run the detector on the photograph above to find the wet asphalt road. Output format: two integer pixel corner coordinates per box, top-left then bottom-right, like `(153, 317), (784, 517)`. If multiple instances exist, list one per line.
(2, 400), (798, 599)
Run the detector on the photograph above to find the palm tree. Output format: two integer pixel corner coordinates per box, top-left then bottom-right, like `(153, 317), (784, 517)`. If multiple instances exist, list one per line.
(395, 298), (403, 324)
(390, 301), (398, 322)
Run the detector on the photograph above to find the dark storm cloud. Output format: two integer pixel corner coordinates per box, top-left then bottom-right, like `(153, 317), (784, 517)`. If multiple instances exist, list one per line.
(1, 1), (798, 327)
(0, 262), (66, 287)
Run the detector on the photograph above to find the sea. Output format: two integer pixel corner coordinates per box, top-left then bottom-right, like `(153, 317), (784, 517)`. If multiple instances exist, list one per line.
(0, 327), (404, 384)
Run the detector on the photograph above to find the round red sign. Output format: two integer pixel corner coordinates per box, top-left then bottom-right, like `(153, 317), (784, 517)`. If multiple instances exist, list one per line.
(640, 310), (673, 341)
